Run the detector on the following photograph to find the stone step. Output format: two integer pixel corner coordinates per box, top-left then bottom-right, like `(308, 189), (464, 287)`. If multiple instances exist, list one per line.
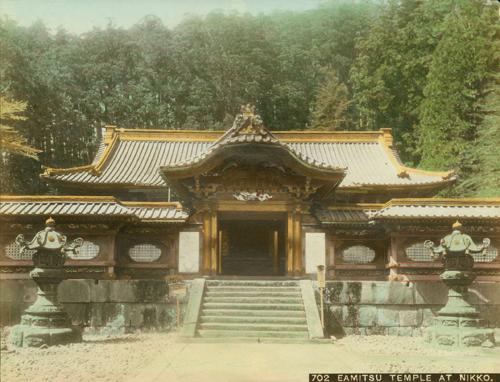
(180, 337), (329, 344)
(206, 280), (300, 287)
(200, 309), (306, 317)
(200, 315), (307, 325)
(191, 279), (317, 342)
(206, 286), (301, 293)
(205, 291), (301, 298)
(198, 330), (309, 339)
(199, 322), (308, 332)
(202, 302), (304, 311)
(204, 296), (303, 304)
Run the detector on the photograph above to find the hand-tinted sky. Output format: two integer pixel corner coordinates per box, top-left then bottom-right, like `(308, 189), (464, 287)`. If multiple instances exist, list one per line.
(1, 0), (323, 34)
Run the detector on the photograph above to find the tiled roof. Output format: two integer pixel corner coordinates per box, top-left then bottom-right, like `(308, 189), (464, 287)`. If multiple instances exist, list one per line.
(123, 204), (189, 221)
(287, 142), (440, 186)
(0, 197), (188, 222)
(315, 199), (500, 224)
(373, 199), (500, 220)
(42, 128), (454, 189)
(167, 116), (342, 172)
(315, 206), (380, 224)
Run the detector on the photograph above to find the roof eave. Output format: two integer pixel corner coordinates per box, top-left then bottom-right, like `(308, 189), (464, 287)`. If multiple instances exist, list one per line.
(160, 142), (346, 181)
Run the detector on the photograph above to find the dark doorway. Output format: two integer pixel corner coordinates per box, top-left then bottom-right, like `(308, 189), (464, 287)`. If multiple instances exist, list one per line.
(219, 219), (285, 276)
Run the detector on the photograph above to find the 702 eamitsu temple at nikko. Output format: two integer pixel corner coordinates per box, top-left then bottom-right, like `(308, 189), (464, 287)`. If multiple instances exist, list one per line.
(1, 105), (499, 345)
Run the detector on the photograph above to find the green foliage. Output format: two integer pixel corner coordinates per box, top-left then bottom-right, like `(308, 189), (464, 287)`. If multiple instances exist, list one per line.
(310, 70), (350, 130)
(417, 2), (497, 173)
(459, 73), (500, 197)
(0, 4), (374, 194)
(0, 96), (39, 159)
(350, 0), (456, 163)
(350, 0), (498, 195)
(0, 1), (498, 197)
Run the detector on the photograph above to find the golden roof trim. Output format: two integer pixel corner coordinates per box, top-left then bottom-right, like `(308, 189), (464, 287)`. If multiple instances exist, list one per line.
(0, 195), (186, 209)
(41, 126), (453, 186)
(326, 203), (384, 211)
(121, 201), (183, 209)
(383, 198), (500, 207)
(377, 129), (455, 180)
(109, 126), (386, 142)
(94, 132), (119, 173)
(337, 180), (455, 192)
(0, 195), (119, 202)
(41, 131), (119, 177)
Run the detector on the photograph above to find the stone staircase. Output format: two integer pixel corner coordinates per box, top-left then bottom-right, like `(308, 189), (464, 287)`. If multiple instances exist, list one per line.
(183, 279), (323, 341)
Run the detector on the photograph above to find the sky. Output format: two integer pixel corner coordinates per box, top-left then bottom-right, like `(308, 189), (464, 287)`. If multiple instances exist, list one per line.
(1, 0), (324, 34)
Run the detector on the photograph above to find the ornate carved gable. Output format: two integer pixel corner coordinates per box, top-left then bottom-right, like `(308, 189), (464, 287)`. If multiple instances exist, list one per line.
(159, 105), (346, 204)
(184, 164), (321, 201)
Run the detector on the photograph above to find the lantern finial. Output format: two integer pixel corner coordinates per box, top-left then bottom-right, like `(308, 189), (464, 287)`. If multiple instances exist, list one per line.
(45, 216), (56, 227)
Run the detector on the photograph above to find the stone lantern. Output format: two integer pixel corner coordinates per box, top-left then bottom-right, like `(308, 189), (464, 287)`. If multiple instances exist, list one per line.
(9, 217), (83, 347)
(424, 221), (495, 347)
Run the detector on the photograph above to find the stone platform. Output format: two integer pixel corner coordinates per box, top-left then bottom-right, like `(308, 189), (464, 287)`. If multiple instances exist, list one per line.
(1, 279), (499, 338)
(424, 316), (495, 346)
(323, 280), (500, 337)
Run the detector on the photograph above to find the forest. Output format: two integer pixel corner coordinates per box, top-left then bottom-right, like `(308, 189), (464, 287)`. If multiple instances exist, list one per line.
(0, 0), (498, 196)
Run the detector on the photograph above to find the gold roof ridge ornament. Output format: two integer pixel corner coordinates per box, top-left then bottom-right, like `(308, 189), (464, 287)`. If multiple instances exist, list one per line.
(233, 104), (267, 136)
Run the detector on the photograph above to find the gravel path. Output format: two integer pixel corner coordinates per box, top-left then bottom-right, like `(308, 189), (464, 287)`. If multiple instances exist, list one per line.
(1, 329), (499, 382)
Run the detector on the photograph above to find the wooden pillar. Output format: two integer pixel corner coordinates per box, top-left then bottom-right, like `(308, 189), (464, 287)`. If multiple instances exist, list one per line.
(218, 230), (223, 274)
(286, 208), (304, 276)
(273, 230), (279, 275)
(293, 210), (303, 275)
(210, 210), (218, 274)
(201, 208), (219, 275)
(202, 210), (212, 274)
(286, 211), (294, 274)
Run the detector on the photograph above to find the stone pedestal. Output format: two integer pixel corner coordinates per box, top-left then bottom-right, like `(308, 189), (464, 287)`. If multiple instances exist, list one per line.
(8, 218), (83, 347)
(9, 268), (81, 347)
(425, 254), (495, 347)
(426, 316), (494, 347)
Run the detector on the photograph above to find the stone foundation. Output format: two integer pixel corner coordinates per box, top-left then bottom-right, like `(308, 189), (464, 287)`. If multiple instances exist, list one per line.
(2, 279), (499, 337)
(0, 279), (187, 334)
(321, 281), (500, 337)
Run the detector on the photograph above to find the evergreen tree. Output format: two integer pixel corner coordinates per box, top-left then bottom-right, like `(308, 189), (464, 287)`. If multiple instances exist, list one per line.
(466, 76), (500, 197)
(350, 0), (455, 164)
(0, 96), (39, 158)
(310, 71), (350, 130)
(0, 2), (497, 196)
(417, 1), (497, 174)
(460, 14), (500, 198)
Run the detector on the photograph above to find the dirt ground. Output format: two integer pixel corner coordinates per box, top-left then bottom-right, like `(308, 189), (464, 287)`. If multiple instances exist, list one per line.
(1, 329), (499, 382)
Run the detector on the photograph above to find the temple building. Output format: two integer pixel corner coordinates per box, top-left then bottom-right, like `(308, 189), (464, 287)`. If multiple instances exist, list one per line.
(1, 107), (499, 339)
(1, 106), (498, 280)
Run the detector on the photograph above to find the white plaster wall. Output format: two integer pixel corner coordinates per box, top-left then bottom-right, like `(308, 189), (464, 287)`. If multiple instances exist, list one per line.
(305, 232), (326, 274)
(178, 231), (200, 273)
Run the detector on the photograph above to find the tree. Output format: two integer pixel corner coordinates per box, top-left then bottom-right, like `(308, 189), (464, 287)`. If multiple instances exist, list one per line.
(310, 71), (350, 130)
(350, 0), (455, 164)
(417, 2), (497, 174)
(465, 76), (500, 197)
(0, 96), (39, 158)
(1, 2), (497, 197)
